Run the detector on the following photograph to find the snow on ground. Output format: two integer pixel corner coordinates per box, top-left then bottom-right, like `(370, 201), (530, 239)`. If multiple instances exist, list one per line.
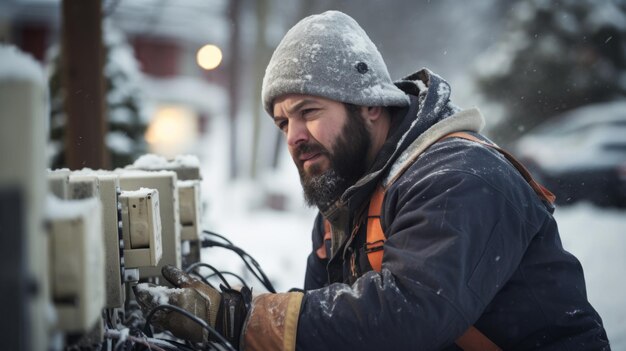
(554, 203), (626, 349)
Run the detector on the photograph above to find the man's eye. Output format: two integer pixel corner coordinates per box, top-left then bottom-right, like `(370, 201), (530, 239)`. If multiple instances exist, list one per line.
(277, 120), (288, 131)
(302, 108), (317, 116)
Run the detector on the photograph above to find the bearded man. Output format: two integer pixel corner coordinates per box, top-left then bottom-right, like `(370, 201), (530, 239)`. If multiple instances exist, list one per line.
(135, 11), (609, 351)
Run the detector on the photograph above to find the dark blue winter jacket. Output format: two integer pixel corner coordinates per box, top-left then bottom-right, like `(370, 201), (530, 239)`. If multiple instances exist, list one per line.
(297, 69), (609, 350)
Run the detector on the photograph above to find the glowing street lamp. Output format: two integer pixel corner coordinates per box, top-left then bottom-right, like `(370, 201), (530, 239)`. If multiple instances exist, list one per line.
(145, 105), (198, 158)
(196, 44), (222, 70)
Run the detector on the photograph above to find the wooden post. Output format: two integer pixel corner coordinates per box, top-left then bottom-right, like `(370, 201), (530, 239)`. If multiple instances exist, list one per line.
(61, 0), (109, 170)
(228, 0), (241, 179)
(250, 0), (269, 178)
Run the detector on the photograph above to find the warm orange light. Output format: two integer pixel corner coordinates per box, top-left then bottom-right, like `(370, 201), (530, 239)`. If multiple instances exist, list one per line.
(145, 105), (198, 158)
(196, 44), (222, 70)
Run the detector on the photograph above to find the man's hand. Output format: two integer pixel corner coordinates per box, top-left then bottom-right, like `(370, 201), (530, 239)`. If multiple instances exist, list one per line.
(133, 265), (250, 348)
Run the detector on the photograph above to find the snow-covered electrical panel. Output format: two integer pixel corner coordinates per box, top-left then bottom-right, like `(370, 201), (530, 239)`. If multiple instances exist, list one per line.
(68, 174), (100, 200)
(95, 174), (125, 309)
(67, 171), (126, 309)
(128, 154), (202, 181)
(120, 188), (162, 268)
(127, 155), (202, 268)
(0, 44), (49, 351)
(178, 180), (202, 241)
(118, 170), (180, 279)
(48, 169), (71, 199)
(46, 196), (105, 333)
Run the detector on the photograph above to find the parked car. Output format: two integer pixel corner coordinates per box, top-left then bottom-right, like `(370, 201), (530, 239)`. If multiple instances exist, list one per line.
(513, 100), (626, 207)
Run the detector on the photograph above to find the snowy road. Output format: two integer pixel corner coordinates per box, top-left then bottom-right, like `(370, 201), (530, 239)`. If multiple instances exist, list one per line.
(554, 203), (626, 349)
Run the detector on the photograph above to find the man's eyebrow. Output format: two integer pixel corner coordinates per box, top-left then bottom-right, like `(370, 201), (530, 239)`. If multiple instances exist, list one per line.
(273, 99), (318, 120)
(287, 99), (317, 114)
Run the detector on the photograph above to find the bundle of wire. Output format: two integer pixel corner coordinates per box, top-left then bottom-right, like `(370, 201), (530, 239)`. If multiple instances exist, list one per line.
(131, 229), (276, 350)
(201, 230), (276, 293)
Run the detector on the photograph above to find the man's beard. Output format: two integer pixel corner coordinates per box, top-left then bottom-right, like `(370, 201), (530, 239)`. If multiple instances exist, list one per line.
(296, 107), (371, 209)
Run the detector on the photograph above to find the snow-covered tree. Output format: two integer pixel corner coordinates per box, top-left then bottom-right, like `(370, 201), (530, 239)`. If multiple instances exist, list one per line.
(474, 0), (626, 142)
(48, 21), (149, 169)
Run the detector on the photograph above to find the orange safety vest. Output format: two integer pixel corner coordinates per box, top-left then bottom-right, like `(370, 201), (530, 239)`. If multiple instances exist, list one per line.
(365, 131), (555, 351)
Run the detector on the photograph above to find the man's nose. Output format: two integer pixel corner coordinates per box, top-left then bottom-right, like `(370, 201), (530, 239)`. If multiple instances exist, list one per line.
(286, 119), (308, 147)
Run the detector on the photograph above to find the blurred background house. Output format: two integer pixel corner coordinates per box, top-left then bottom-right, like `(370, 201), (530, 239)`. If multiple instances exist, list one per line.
(2, 0), (624, 207)
(2, 0), (230, 167)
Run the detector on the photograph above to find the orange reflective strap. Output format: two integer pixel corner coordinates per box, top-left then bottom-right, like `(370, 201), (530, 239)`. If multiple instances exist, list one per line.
(364, 132), (510, 350)
(456, 326), (502, 351)
(365, 184), (501, 350)
(366, 184), (386, 272)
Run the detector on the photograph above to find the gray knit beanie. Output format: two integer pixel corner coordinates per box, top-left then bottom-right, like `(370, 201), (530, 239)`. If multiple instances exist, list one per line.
(262, 11), (410, 116)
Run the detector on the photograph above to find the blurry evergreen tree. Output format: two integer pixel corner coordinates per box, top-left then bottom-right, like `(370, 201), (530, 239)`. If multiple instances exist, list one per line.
(475, 0), (626, 143)
(48, 21), (148, 169)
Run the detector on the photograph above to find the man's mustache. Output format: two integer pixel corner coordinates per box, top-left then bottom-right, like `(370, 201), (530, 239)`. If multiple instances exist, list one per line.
(295, 142), (329, 160)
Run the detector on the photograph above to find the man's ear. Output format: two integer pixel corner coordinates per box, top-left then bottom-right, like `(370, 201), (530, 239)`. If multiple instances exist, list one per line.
(362, 106), (384, 123)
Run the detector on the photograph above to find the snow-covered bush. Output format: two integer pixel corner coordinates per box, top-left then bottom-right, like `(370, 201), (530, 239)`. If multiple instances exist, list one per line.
(474, 0), (626, 142)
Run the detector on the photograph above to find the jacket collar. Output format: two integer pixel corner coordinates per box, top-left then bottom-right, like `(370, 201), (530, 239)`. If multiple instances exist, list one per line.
(321, 68), (485, 260)
(321, 68), (463, 218)
(383, 108), (485, 187)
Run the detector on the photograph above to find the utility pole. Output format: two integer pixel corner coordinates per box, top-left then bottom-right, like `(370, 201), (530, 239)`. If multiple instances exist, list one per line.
(61, 0), (109, 170)
(228, 0), (241, 179)
(250, 0), (270, 178)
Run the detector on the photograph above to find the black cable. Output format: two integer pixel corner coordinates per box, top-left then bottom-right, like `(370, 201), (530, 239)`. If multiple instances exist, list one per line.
(143, 304), (236, 351)
(206, 271), (249, 289)
(188, 270), (216, 290)
(185, 262), (232, 290)
(202, 238), (276, 293)
(201, 239), (261, 281)
(105, 328), (172, 351)
(202, 230), (233, 245)
(156, 332), (216, 351)
(155, 338), (197, 351)
(220, 241), (274, 292)
(113, 335), (127, 351)
(103, 309), (114, 329)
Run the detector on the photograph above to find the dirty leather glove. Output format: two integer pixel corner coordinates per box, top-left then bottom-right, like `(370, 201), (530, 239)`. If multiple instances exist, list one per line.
(133, 265), (251, 348)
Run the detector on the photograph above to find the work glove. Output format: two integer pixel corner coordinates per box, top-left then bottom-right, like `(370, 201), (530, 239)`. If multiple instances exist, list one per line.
(133, 265), (251, 349)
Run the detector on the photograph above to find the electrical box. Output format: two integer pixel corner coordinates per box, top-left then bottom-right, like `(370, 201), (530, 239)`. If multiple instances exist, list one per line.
(178, 180), (202, 241)
(46, 196), (105, 333)
(47, 169), (71, 199)
(67, 172), (125, 309)
(128, 154), (202, 181)
(68, 174), (99, 200)
(120, 188), (162, 268)
(178, 180), (202, 267)
(118, 170), (180, 279)
(95, 174), (125, 309)
(126, 155), (202, 269)
(1, 45), (50, 351)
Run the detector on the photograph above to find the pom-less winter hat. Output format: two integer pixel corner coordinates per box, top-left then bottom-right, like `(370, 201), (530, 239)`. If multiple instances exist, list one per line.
(262, 10), (410, 116)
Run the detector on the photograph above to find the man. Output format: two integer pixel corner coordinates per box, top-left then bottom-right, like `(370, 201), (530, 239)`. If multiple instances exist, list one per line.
(135, 11), (609, 350)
